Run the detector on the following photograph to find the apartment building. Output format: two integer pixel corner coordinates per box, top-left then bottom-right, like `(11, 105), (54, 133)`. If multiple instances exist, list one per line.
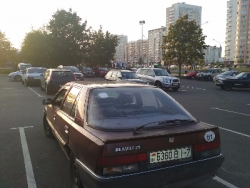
(234, 0), (250, 64)
(166, 2), (202, 34)
(203, 46), (222, 64)
(125, 40), (148, 64)
(148, 27), (166, 64)
(114, 35), (128, 63)
(224, 0), (237, 62)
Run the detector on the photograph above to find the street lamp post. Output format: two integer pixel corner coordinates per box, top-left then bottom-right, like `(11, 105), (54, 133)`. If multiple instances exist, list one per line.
(213, 39), (224, 62)
(139, 20), (145, 65)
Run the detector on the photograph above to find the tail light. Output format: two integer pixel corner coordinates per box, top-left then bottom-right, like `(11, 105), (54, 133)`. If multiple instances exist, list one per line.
(96, 153), (147, 175)
(193, 141), (221, 160)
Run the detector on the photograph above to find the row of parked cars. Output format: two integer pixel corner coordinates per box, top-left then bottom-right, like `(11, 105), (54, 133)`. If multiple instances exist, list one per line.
(184, 68), (250, 91)
(7, 63), (224, 187)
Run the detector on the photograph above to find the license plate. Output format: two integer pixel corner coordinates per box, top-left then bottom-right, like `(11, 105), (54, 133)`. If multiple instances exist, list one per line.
(172, 83), (179, 85)
(150, 146), (191, 163)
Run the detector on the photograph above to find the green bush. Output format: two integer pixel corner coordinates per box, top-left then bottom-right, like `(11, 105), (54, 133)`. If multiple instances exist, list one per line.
(0, 68), (14, 74)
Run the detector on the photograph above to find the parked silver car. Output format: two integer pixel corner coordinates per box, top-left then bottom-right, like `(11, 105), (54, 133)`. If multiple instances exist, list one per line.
(213, 71), (240, 82)
(136, 68), (180, 91)
(8, 71), (23, 82)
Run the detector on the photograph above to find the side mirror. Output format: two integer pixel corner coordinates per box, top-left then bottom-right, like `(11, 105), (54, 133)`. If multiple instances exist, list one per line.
(42, 98), (53, 105)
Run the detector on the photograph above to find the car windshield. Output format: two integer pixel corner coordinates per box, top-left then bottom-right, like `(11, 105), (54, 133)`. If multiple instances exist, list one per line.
(235, 72), (246, 79)
(220, 71), (234, 76)
(121, 72), (139, 79)
(153, 69), (170, 76)
(83, 67), (92, 71)
(27, 68), (45, 73)
(52, 71), (75, 80)
(87, 87), (196, 130)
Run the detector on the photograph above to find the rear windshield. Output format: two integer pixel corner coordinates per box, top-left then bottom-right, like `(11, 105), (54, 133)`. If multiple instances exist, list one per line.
(99, 67), (108, 71)
(83, 67), (92, 71)
(87, 87), (195, 130)
(153, 69), (170, 76)
(64, 66), (80, 73)
(27, 68), (45, 73)
(121, 72), (139, 79)
(52, 71), (75, 80)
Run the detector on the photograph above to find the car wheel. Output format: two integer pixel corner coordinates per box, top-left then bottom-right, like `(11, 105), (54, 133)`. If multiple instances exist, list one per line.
(70, 153), (83, 188)
(14, 75), (22, 82)
(43, 115), (54, 138)
(224, 83), (233, 91)
(155, 81), (163, 89)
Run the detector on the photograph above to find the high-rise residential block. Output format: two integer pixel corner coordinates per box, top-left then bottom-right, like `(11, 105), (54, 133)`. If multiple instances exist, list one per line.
(224, 0), (237, 62)
(166, 2), (202, 34)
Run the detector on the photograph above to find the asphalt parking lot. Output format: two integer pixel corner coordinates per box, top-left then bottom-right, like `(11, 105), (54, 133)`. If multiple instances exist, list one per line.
(0, 75), (249, 188)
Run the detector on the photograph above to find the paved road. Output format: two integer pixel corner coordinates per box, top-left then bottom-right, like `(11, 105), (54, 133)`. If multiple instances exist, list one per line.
(0, 75), (249, 188)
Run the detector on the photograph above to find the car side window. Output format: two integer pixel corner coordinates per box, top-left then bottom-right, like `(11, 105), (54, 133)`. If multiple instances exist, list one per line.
(53, 89), (68, 108)
(140, 69), (147, 75)
(106, 71), (112, 78)
(111, 71), (118, 77)
(61, 86), (81, 115)
(147, 70), (154, 76)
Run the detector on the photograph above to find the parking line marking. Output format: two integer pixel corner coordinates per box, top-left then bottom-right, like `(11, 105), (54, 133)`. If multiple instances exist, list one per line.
(211, 107), (250, 117)
(213, 176), (238, 188)
(201, 122), (250, 138)
(28, 87), (45, 98)
(11, 126), (37, 188)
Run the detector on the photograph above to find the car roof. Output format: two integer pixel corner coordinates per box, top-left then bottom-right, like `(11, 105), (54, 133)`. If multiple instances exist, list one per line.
(69, 80), (153, 89)
(120, 70), (132, 72)
(48, 68), (72, 71)
(27, 67), (46, 69)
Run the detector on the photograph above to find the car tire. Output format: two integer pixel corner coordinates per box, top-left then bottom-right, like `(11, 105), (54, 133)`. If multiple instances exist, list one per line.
(14, 75), (22, 82)
(224, 82), (233, 91)
(155, 81), (163, 89)
(43, 115), (54, 138)
(70, 153), (83, 188)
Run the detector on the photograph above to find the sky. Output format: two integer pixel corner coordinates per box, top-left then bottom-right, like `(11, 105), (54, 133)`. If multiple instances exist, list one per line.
(0, 0), (228, 55)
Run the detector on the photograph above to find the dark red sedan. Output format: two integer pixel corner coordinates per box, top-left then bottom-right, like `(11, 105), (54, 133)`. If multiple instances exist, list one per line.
(184, 70), (200, 79)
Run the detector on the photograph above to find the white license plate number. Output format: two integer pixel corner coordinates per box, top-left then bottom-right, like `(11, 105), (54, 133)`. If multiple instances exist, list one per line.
(150, 146), (191, 163)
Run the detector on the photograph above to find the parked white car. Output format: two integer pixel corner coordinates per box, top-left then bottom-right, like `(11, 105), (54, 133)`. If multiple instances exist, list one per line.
(22, 67), (47, 86)
(8, 71), (23, 81)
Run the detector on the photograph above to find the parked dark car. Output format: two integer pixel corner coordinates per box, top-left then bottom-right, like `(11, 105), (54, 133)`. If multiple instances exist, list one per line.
(105, 69), (148, 84)
(215, 72), (250, 91)
(94, 67), (109, 77)
(213, 70), (240, 82)
(82, 67), (95, 78)
(42, 81), (224, 188)
(58, 65), (84, 81)
(40, 69), (76, 94)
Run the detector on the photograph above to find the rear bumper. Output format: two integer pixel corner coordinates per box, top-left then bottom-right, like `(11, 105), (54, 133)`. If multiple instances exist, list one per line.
(76, 154), (224, 188)
(162, 83), (180, 89)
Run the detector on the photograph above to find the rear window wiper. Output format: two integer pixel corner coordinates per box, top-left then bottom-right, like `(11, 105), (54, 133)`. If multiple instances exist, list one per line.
(133, 119), (195, 135)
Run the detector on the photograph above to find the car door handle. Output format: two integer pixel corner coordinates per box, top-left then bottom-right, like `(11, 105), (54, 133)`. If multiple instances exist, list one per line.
(64, 125), (69, 134)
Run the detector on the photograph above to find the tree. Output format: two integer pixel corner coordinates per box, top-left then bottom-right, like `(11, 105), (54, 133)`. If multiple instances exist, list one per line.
(0, 31), (17, 66)
(21, 29), (53, 67)
(47, 9), (91, 67)
(162, 15), (207, 76)
(88, 27), (118, 67)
